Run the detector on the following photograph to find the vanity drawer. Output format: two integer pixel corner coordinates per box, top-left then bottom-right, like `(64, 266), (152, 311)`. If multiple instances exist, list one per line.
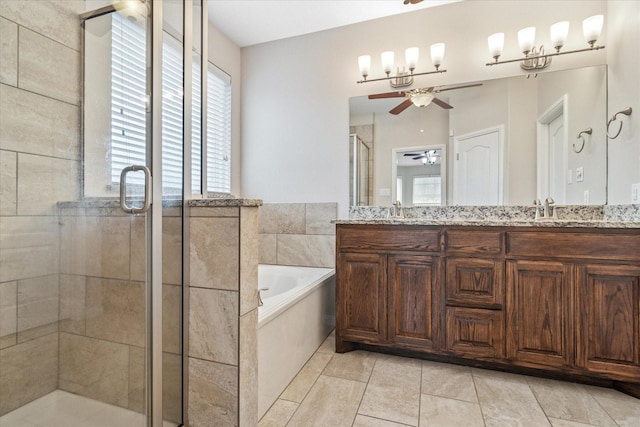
(446, 257), (504, 308)
(338, 225), (441, 252)
(445, 230), (503, 255)
(445, 307), (505, 358)
(506, 231), (640, 261)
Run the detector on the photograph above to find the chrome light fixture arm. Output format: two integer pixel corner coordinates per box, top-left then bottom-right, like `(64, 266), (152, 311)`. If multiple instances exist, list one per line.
(485, 44), (605, 68)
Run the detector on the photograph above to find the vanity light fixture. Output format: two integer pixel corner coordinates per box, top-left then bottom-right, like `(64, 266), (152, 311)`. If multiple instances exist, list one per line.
(486, 14), (605, 71)
(357, 43), (447, 87)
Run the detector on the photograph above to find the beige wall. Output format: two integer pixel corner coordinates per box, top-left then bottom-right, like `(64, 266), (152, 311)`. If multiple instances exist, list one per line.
(240, 1), (623, 217)
(607, 0), (640, 204)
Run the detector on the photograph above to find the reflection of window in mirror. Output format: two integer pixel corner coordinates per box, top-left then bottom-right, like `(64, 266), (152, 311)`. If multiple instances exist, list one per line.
(413, 176), (442, 205)
(396, 177), (403, 204)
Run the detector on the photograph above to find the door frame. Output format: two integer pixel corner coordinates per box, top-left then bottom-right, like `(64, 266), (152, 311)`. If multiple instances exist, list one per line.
(391, 144), (447, 206)
(537, 94), (569, 202)
(452, 125), (505, 205)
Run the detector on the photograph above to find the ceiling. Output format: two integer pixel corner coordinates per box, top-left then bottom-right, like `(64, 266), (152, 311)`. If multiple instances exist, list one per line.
(207, 0), (461, 47)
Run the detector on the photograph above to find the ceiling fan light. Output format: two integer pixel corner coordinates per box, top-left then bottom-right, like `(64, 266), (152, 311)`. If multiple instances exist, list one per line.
(405, 47), (419, 72)
(410, 92), (435, 107)
(358, 55), (371, 78)
(583, 14), (603, 46)
(381, 51), (395, 75)
(518, 26), (536, 55)
(550, 21), (569, 51)
(421, 157), (428, 164)
(430, 43), (445, 69)
(488, 32), (504, 60)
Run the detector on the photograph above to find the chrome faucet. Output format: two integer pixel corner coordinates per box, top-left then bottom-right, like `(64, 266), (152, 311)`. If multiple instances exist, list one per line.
(391, 200), (404, 218)
(533, 198), (543, 220)
(544, 196), (556, 219)
(258, 287), (269, 307)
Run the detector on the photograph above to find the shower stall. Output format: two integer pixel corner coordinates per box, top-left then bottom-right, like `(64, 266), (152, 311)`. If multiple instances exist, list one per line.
(0, 1), (207, 425)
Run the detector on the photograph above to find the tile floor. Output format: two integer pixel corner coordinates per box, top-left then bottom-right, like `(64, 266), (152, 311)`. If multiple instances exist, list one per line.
(0, 390), (178, 427)
(259, 331), (640, 427)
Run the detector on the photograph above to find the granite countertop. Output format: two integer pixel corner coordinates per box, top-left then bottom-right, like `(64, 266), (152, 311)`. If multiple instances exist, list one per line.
(187, 197), (262, 207)
(334, 218), (640, 228)
(339, 204), (640, 228)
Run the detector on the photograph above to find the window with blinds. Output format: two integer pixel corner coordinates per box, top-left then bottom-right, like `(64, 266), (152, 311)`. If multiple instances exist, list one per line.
(110, 13), (231, 197)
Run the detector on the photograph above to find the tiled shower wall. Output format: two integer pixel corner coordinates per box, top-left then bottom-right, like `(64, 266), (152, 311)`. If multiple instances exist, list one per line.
(258, 203), (337, 268)
(0, 0), (83, 415)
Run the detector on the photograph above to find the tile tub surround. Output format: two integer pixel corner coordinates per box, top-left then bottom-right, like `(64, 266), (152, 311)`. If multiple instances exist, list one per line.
(0, 0), (84, 416)
(260, 331), (640, 427)
(258, 202), (337, 268)
(187, 200), (261, 427)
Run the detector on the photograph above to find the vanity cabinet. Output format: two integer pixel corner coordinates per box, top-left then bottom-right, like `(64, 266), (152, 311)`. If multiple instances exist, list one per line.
(336, 223), (640, 397)
(335, 225), (440, 352)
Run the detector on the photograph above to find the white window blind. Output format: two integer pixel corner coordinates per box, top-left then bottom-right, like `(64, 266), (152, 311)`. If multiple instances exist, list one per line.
(207, 64), (231, 194)
(413, 176), (442, 205)
(110, 13), (146, 187)
(110, 13), (231, 196)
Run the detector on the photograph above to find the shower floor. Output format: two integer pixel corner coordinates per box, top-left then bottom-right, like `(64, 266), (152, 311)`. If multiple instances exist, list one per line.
(0, 390), (178, 427)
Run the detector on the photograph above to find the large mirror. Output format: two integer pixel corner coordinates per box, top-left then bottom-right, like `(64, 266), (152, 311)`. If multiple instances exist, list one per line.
(349, 65), (607, 207)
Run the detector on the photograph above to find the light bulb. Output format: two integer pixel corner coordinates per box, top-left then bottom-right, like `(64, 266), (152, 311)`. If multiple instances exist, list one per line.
(550, 21), (570, 51)
(583, 14), (603, 47)
(518, 27), (536, 55)
(405, 47), (419, 72)
(488, 33), (504, 60)
(430, 43), (445, 70)
(358, 55), (371, 79)
(381, 51), (395, 75)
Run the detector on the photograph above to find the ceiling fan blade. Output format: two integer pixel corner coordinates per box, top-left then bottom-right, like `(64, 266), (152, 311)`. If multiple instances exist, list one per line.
(390, 99), (414, 115)
(432, 97), (453, 109)
(368, 91), (406, 99)
(412, 155), (426, 160)
(403, 152), (422, 156)
(435, 83), (483, 93)
(404, 0), (424, 4)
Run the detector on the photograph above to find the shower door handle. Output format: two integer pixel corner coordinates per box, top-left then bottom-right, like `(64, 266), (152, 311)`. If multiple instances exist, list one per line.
(119, 165), (152, 214)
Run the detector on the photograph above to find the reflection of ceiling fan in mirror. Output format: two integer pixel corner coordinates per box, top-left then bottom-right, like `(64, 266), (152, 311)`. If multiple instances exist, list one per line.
(368, 83), (483, 115)
(404, 149), (440, 165)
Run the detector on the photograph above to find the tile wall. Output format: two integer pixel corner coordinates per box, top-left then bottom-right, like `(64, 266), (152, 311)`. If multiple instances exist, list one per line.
(187, 204), (259, 427)
(0, 0), (83, 416)
(258, 203), (337, 268)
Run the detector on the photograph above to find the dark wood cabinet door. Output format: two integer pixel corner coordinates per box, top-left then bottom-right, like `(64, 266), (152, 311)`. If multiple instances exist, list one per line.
(576, 264), (640, 380)
(388, 255), (439, 349)
(506, 260), (573, 368)
(446, 257), (504, 308)
(336, 252), (387, 344)
(445, 307), (505, 358)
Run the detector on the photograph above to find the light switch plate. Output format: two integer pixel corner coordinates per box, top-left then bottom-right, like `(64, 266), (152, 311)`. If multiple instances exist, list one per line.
(576, 167), (584, 182)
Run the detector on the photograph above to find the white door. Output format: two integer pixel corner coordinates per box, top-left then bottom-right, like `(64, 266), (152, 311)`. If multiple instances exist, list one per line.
(453, 127), (503, 205)
(548, 114), (566, 203)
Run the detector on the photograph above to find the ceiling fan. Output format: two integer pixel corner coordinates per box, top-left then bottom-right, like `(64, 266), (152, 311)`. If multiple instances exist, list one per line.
(404, 149), (440, 165)
(368, 83), (483, 115)
(404, 0), (424, 4)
